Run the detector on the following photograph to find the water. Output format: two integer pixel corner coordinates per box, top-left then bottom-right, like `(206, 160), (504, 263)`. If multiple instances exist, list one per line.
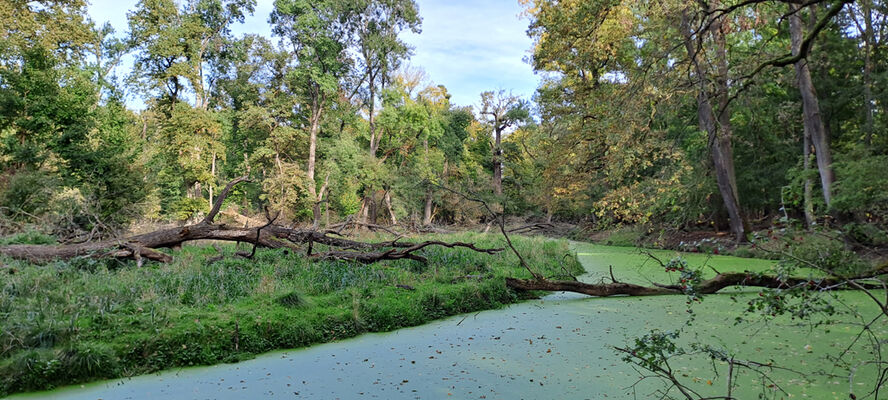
(9, 244), (882, 400)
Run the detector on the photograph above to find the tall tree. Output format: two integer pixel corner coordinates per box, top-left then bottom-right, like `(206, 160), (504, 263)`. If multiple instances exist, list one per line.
(272, 0), (352, 227)
(680, 5), (747, 242)
(790, 3), (835, 208)
(350, 0), (421, 156)
(346, 0), (420, 224)
(479, 90), (529, 197)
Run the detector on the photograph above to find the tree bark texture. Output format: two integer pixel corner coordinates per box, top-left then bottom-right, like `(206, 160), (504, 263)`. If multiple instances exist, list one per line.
(493, 126), (503, 196)
(681, 8), (746, 242)
(790, 3), (835, 206)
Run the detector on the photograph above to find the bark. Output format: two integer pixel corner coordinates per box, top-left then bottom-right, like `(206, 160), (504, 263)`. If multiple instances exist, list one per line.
(315, 241), (502, 264)
(311, 174), (330, 229)
(209, 152), (216, 207)
(368, 193), (378, 225)
(423, 189), (433, 226)
(307, 92), (324, 226)
(790, 4), (834, 206)
(860, 0), (875, 143)
(681, 9), (746, 242)
(384, 190), (397, 225)
(368, 79), (379, 155)
(493, 126), (504, 196)
(507, 223), (554, 234)
(803, 132), (816, 228)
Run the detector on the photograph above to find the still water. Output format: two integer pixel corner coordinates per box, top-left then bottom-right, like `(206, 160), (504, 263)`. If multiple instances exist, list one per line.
(10, 244), (875, 400)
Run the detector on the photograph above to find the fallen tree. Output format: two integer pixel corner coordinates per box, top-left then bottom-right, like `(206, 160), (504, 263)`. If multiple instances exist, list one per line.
(0, 177), (503, 265)
(505, 264), (888, 298)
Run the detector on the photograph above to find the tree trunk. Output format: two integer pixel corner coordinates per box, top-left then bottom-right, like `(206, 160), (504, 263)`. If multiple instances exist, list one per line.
(359, 196), (369, 223)
(493, 127), (503, 196)
(506, 263), (888, 297)
(790, 4), (834, 207)
(0, 178), (504, 265)
(368, 193), (378, 225)
(307, 94), (323, 225)
(368, 81), (379, 155)
(209, 152), (216, 207)
(861, 0), (875, 144)
(803, 132), (816, 228)
(423, 189), (433, 225)
(681, 9), (745, 242)
(384, 190), (397, 225)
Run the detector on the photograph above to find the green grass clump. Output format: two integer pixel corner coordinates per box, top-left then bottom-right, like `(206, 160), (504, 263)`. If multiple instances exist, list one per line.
(0, 232), (582, 396)
(0, 231), (57, 245)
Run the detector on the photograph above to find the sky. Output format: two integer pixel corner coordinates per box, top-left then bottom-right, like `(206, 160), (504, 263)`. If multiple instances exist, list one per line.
(85, 0), (540, 109)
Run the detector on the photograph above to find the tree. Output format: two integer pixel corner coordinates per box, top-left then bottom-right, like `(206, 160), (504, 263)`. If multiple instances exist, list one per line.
(790, 3), (835, 209)
(478, 90), (529, 197)
(272, 0), (353, 227)
(679, 4), (747, 242)
(347, 0), (421, 225)
(127, 0), (255, 110)
(350, 0), (421, 157)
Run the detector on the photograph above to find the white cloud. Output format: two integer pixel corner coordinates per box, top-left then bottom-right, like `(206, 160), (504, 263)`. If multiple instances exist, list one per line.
(403, 0), (538, 107)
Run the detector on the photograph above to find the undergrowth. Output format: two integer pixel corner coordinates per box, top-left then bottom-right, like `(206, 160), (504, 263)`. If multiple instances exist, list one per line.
(0, 233), (582, 396)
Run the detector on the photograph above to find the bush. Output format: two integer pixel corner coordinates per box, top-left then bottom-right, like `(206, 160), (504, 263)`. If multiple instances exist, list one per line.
(0, 170), (58, 219)
(832, 151), (888, 222)
(784, 233), (869, 277)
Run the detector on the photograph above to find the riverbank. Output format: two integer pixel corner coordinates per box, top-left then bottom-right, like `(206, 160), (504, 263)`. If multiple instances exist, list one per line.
(0, 233), (582, 397)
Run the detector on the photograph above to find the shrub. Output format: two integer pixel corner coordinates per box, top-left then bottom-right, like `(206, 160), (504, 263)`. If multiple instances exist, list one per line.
(832, 151), (888, 222)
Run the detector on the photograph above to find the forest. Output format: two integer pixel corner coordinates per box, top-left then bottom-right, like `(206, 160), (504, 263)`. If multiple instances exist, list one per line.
(1, 0), (888, 399)
(0, 0), (885, 235)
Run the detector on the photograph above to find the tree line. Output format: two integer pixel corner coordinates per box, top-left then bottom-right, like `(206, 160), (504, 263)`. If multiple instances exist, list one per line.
(1, 0), (886, 241)
(521, 0), (887, 240)
(1, 0), (532, 238)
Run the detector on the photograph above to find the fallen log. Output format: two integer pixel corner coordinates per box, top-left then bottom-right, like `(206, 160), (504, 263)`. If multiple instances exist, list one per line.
(506, 261), (888, 297)
(0, 177), (502, 265)
(314, 241), (503, 264)
(507, 223), (555, 234)
(506, 277), (675, 296)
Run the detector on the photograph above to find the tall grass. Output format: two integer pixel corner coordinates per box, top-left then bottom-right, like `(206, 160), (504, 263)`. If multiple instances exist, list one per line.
(0, 232), (582, 396)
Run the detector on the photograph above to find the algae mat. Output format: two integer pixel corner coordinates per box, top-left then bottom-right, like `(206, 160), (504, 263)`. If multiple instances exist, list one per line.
(8, 243), (884, 399)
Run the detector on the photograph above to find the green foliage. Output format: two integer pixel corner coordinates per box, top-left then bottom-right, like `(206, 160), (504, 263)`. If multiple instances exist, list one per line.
(0, 170), (58, 219)
(832, 150), (888, 222)
(781, 233), (870, 278)
(0, 231), (56, 245)
(621, 330), (682, 371)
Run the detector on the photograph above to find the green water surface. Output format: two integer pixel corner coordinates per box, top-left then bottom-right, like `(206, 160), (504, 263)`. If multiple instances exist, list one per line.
(8, 243), (884, 400)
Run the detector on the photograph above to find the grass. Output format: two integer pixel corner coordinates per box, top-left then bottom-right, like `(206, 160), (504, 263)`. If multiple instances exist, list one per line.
(0, 232), (582, 396)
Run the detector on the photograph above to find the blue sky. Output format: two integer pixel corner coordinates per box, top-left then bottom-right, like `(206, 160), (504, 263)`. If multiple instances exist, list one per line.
(85, 0), (540, 109)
